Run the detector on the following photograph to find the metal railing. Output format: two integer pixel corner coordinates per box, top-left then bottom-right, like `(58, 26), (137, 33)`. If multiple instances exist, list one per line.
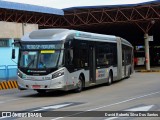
(0, 65), (17, 81)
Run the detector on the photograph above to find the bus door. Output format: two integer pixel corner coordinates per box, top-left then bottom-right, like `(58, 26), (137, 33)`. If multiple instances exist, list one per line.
(89, 45), (96, 83)
(122, 49), (127, 77)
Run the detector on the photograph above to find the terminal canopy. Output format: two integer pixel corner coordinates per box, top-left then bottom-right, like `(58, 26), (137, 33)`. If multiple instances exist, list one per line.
(0, 1), (64, 15)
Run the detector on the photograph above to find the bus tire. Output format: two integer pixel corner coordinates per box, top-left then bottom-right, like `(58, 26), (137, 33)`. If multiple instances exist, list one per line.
(107, 71), (113, 86)
(75, 76), (83, 93)
(36, 89), (46, 94)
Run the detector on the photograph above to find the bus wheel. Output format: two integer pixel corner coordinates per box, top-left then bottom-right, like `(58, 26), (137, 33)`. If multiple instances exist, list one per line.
(36, 89), (46, 94)
(107, 71), (113, 86)
(75, 76), (83, 93)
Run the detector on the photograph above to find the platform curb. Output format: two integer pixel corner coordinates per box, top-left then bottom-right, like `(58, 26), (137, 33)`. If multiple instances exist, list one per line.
(0, 81), (18, 90)
(136, 70), (160, 72)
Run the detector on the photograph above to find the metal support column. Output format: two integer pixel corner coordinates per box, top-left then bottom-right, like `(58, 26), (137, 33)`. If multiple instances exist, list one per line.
(144, 33), (150, 70)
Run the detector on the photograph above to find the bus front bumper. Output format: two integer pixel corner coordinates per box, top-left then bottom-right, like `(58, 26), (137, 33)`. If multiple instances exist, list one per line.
(17, 76), (68, 91)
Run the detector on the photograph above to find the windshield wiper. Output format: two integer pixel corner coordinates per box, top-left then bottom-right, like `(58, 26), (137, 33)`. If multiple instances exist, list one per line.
(39, 61), (46, 69)
(27, 59), (35, 68)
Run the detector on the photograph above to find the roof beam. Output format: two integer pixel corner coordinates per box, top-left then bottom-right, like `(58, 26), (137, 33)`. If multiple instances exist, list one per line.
(45, 3), (159, 28)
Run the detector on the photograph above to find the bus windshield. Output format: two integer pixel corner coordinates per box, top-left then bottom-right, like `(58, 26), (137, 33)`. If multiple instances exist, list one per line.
(19, 43), (63, 69)
(19, 50), (61, 69)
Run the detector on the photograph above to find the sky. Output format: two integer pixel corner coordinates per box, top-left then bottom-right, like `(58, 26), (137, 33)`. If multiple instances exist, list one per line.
(2, 0), (157, 9)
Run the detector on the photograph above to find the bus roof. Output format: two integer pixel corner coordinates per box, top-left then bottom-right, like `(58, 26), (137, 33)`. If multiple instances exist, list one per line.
(121, 38), (133, 47)
(21, 29), (132, 46)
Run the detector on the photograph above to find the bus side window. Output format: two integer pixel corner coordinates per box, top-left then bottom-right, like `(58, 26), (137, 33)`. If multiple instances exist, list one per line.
(73, 41), (88, 68)
(67, 49), (73, 65)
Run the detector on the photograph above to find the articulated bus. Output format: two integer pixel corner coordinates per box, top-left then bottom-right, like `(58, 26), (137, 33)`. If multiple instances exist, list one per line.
(12, 29), (134, 93)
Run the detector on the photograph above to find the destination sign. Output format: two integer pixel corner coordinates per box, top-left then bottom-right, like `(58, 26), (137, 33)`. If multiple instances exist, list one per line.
(22, 44), (62, 49)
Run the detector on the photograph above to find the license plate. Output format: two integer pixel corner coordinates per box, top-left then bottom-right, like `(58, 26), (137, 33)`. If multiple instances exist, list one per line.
(32, 85), (40, 89)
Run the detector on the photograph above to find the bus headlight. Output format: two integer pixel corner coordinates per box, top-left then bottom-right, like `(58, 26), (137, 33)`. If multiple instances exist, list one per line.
(17, 71), (23, 78)
(52, 70), (64, 79)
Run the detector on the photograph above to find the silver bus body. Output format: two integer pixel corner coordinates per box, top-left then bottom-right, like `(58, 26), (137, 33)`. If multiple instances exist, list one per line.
(17, 29), (133, 92)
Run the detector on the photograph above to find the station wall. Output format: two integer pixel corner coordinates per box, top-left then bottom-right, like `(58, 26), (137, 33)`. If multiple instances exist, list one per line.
(0, 21), (38, 80)
(0, 21), (38, 38)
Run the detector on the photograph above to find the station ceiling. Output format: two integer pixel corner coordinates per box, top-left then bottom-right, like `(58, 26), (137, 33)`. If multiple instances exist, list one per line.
(57, 1), (160, 46)
(0, 1), (64, 15)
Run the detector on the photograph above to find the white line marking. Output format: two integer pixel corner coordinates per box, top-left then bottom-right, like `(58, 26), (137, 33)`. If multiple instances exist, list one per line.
(0, 116), (9, 119)
(105, 105), (154, 120)
(87, 91), (159, 111)
(124, 105), (154, 111)
(51, 91), (160, 120)
(0, 103), (72, 119)
(52, 117), (64, 120)
(33, 103), (72, 112)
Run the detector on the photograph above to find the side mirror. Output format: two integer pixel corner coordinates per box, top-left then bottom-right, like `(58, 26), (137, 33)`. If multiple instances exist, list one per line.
(12, 49), (15, 59)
